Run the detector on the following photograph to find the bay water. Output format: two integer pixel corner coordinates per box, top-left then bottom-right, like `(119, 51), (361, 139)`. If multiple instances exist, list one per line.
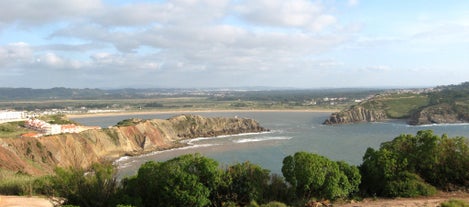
(71, 111), (469, 178)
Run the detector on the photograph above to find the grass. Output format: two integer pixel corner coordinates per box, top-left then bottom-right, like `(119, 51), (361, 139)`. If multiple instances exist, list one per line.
(441, 199), (469, 207)
(0, 169), (53, 196)
(0, 121), (35, 139)
(377, 94), (430, 119)
(0, 169), (35, 195)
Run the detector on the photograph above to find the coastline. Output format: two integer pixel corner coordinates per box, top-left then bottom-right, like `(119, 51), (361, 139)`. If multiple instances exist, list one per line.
(67, 108), (339, 118)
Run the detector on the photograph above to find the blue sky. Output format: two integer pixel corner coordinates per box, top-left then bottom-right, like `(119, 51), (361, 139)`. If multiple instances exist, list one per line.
(1, 0), (468, 89)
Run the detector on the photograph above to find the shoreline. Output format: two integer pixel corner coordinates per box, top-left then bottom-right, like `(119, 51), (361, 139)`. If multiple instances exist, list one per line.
(67, 108), (339, 118)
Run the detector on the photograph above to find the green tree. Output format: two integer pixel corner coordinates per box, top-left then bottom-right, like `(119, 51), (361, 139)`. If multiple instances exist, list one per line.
(359, 130), (469, 197)
(135, 154), (221, 207)
(221, 162), (270, 206)
(282, 152), (359, 201)
(50, 163), (119, 207)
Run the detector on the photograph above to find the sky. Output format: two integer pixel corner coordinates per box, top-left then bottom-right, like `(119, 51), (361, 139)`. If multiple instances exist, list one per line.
(1, 0), (469, 89)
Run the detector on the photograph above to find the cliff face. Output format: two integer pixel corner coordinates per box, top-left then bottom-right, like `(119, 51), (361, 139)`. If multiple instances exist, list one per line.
(408, 103), (468, 125)
(0, 115), (267, 175)
(323, 106), (387, 125)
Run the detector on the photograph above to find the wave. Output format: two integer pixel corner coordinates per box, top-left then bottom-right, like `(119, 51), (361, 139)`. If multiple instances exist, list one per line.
(408, 123), (469, 127)
(182, 131), (273, 145)
(233, 136), (292, 143)
(114, 143), (220, 166)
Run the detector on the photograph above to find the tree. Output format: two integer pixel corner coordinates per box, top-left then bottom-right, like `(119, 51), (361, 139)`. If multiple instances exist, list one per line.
(282, 152), (360, 201)
(134, 153), (221, 207)
(221, 161), (271, 206)
(51, 163), (119, 207)
(359, 130), (469, 197)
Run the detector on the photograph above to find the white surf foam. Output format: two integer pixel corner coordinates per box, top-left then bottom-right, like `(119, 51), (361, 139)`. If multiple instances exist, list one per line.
(233, 136), (292, 143)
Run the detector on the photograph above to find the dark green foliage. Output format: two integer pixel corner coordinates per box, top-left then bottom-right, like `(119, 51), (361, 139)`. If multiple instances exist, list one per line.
(221, 162), (271, 206)
(384, 172), (436, 197)
(131, 154), (221, 207)
(50, 163), (119, 207)
(116, 118), (143, 127)
(282, 152), (360, 201)
(360, 130), (469, 197)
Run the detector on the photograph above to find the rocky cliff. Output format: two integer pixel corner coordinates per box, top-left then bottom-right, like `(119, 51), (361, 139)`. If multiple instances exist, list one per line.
(323, 106), (388, 125)
(0, 114), (267, 175)
(408, 103), (469, 125)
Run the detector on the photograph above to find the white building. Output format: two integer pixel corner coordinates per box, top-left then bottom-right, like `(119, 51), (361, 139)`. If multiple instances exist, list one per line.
(0, 111), (26, 123)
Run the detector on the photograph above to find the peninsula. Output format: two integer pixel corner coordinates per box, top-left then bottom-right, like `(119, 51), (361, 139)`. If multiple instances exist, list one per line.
(324, 82), (469, 125)
(0, 114), (267, 175)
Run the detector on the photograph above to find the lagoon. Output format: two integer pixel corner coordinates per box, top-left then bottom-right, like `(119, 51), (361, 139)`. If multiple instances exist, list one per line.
(71, 111), (469, 178)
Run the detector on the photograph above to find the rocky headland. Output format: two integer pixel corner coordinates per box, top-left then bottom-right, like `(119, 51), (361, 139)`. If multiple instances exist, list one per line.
(323, 105), (388, 125)
(324, 82), (469, 125)
(408, 103), (469, 125)
(0, 114), (268, 175)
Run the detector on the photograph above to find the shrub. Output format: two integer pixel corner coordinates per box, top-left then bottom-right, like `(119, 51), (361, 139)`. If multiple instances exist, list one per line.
(360, 130), (469, 197)
(282, 152), (360, 201)
(441, 199), (469, 207)
(50, 163), (119, 207)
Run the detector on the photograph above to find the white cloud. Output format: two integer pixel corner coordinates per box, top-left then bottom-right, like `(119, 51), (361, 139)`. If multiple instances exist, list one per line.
(0, 42), (34, 66)
(234, 0), (336, 31)
(0, 0), (102, 25)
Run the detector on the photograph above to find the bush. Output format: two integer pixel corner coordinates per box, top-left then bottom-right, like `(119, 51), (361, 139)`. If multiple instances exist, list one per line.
(360, 130), (469, 197)
(441, 199), (469, 207)
(50, 163), (119, 207)
(384, 172), (436, 197)
(282, 152), (360, 201)
(0, 170), (35, 195)
(133, 154), (221, 207)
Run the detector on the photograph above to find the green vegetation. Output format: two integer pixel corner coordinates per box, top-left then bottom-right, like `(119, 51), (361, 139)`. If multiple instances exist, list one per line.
(379, 94), (429, 118)
(338, 82), (469, 123)
(282, 152), (360, 201)
(1, 88), (382, 113)
(441, 199), (469, 207)
(0, 121), (34, 138)
(116, 118), (143, 127)
(360, 130), (469, 197)
(1, 130), (468, 206)
(39, 114), (78, 125)
(0, 169), (35, 195)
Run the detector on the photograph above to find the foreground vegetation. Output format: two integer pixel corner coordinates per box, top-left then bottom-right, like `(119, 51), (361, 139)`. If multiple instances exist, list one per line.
(0, 130), (468, 207)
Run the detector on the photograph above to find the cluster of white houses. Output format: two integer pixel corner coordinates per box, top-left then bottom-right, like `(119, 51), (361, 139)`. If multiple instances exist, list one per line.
(0, 111), (27, 123)
(24, 119), (85, 135)
(1, 110), (100, 137)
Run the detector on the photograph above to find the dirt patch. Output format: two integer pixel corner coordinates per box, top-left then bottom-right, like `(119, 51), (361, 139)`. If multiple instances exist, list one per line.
(0, 195), (55, 207)
(336, 192), (469, 207)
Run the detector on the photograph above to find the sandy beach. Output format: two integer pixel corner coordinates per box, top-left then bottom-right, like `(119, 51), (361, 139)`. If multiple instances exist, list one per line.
(66, 109), (338, 119)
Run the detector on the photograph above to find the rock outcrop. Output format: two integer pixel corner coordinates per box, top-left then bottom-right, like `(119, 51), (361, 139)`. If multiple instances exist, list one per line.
(323, 106), (387, 125)
(0, 114), (268, 175)
(408, 103), (469, 125)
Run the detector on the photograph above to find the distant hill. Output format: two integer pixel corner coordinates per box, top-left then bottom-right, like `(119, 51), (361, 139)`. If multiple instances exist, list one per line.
(323, 82), (469, 125)
(0, 87), (382, 101)
(0, 87), (109, 100)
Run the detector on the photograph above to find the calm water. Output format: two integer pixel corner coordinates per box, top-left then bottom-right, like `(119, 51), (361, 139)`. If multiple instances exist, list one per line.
(71, 112), (469, 178)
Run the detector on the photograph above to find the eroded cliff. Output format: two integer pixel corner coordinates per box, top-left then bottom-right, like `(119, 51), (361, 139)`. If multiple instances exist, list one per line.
(0, 114), (267, 175)
(323, 105), (388, 125)
(408, 103), (469, 125)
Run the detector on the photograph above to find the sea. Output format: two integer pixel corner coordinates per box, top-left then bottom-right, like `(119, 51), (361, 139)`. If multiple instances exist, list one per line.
(71, 111), (469, 178)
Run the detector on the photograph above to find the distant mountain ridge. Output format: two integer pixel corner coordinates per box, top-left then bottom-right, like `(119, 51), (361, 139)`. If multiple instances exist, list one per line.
(324, 82), (469, 125)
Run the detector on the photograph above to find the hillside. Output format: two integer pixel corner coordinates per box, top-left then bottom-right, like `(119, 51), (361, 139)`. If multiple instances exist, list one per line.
(324, 82), (469, 125)
(0, 115), (267, 175)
